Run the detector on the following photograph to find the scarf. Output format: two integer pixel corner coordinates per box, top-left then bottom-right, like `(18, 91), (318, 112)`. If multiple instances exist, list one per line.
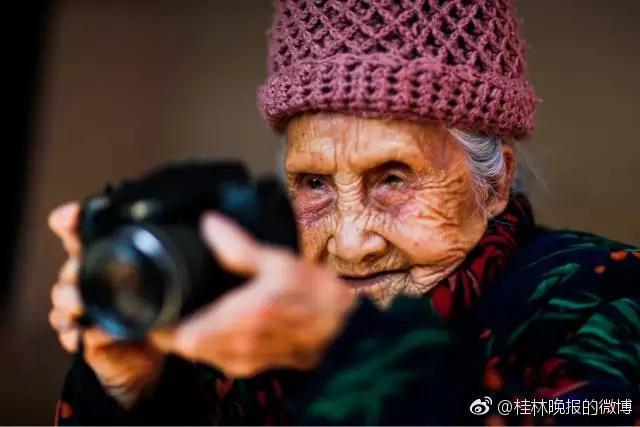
(429, 193), (535, 322)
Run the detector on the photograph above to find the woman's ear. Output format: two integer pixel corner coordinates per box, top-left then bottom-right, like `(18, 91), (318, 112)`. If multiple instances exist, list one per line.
(486, 143), (516, 218)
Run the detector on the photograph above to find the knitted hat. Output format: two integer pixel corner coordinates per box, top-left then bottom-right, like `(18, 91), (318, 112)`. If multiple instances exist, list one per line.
(257, 0), (537, 139)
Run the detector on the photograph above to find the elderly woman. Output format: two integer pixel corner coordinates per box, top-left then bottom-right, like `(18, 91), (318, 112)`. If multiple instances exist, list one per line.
(49, 0), (640, 425)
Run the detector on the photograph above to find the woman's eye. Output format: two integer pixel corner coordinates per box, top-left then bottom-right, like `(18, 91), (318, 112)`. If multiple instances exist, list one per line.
(381, 173), (405, 187)
(301, 175), (327, 190)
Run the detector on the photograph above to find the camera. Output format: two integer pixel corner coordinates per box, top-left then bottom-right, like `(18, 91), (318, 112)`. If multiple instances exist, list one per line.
(77, 160), (298, 340)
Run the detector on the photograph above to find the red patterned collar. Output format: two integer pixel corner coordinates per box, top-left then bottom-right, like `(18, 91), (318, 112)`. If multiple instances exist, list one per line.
(429, 194), (535, 322)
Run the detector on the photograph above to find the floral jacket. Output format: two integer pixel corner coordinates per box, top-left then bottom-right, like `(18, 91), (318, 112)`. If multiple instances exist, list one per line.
(55, 196), (640, 425)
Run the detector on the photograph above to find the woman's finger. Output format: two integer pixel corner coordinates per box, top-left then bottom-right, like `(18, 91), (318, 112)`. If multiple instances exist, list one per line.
(59, 328), (80, 353)
(58, 257), (80, 284)
(51, 282), (84, 318)
(154, 282), (258, 359)
(200, 212), (262, 276)
(48, 307), (75, 332)
(48, 202), (82, 257)
(83, 327), (116, 348)
(162, 304), (227, 360)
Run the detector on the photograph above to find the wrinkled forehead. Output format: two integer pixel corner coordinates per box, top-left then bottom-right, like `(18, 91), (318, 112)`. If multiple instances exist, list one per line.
(284, 113), (459, 175)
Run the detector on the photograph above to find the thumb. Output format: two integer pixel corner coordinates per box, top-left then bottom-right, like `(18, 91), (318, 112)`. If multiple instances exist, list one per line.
(200, 212), (262, 276)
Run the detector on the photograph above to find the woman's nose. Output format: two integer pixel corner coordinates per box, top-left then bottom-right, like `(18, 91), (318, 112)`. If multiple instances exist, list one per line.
(327, 223), (388, 264)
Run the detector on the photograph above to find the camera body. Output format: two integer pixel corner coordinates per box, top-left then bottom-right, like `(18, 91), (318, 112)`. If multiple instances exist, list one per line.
(78, 160), (298, 340)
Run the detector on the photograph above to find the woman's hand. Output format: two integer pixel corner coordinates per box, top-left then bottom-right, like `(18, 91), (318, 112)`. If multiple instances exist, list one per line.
(151, 212), (357, 378)
(48, 203), (165, 409)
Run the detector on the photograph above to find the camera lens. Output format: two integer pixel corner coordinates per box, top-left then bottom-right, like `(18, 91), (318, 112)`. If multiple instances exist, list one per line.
(80, 226), (184, 340)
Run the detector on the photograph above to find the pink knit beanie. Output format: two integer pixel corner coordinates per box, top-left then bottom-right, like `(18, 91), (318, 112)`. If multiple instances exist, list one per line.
(257, 0), (537, 139)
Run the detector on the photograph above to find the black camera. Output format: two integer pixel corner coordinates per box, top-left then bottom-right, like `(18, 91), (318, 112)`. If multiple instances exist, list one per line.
(77, 160), (298, 340)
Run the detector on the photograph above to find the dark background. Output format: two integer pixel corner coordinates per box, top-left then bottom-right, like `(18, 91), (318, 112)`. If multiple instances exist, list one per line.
(2, 1), (639, 424)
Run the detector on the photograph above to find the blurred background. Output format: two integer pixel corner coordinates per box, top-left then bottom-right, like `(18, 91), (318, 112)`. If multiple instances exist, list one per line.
(2, 0), (639, 424)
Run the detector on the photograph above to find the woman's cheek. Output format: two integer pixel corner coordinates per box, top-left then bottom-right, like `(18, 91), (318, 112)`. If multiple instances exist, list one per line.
(370, 187), (414, 216)
(370, 188), (452, 262)
(383, 195), (466, 264)
(296, 212), (334, 262)
(291, 191), (333, 226)
(298, 226), (329, 261)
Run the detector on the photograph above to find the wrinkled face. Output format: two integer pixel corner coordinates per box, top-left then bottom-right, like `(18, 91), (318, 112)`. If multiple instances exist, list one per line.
(285, 113), (504, 307)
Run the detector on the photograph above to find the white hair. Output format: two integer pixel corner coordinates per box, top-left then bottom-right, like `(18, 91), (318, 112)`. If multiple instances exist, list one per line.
(448, 128), (537, 212)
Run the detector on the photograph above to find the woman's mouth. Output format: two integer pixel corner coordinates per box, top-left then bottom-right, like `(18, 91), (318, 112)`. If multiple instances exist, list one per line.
(339, 269), (408, 288)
